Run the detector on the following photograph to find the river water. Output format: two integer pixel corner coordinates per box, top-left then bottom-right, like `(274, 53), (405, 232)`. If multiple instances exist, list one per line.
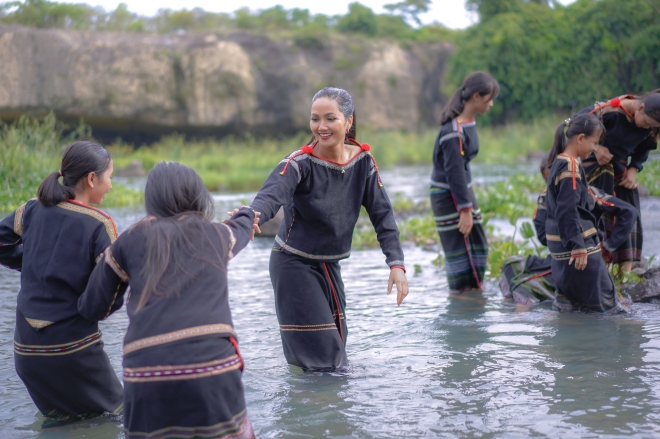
(1, 165), (660, 439)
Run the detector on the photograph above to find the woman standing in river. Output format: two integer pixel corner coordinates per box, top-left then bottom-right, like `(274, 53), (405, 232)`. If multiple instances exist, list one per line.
(578, 90), (660, 271)
(430, 71), (499, 294)
(249, 87), (409, 370)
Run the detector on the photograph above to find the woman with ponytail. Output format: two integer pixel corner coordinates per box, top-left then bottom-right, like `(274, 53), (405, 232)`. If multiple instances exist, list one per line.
(431, 71), (499, 294)
(0, 140), (123, 421)
(579, 89), (660, 271)
(248, 87), (408, 370)
(545, 113), (630, 313)
(79, 162), (257, 438)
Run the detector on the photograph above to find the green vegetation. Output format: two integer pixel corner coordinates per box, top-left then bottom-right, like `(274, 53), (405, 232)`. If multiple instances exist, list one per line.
(451, 0), (660, 123)
(0, 114), (142, 213)
(638, 159), (660, 196)
(0, 0), (455, 42)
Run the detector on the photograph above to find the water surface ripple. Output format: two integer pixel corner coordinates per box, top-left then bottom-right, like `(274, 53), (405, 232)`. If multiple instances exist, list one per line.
(1, 166), (660, 439)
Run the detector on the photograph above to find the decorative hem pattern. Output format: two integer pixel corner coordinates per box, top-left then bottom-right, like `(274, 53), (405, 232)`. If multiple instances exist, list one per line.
(123, 355), (241, 383)
(14, 332), (101, 356)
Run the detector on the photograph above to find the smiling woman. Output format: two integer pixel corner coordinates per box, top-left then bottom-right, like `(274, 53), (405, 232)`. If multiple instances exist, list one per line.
(247, 86), (409, 371)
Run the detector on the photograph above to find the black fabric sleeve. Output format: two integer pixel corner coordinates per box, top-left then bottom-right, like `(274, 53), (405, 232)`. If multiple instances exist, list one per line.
(440, 135), (472, 211)
(554, 162), (587, 253)
(78, 240), (128, 321)
(250, 154), (304, 226)
(533, 193), (548, 246)
(90, 222), (116, 265)
(629, 136), (658, 172)
(597, 196), (638, 253)
(219, 207), (256, 259)
(362, 162), (405, 268)
(0, 206), (25, 271)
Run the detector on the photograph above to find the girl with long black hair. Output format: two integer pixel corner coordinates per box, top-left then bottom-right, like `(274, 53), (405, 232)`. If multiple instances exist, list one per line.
(430, 71), (499, 294)
(579, 90), (660, 271)
(0, 140), (123, 421)
(79, 162), (258, 439)
(249, 87), (408, 370)
(544, 113), (630, 313)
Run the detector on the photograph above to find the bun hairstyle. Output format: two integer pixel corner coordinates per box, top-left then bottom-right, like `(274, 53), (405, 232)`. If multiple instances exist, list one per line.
(137, 161), (220, 311)
(37, 140), (112, 207)
(439, 71), (500, 125)
(640, 88), (660, 139)
(547, 113), (605, 167)
(309, 87), (357, 144)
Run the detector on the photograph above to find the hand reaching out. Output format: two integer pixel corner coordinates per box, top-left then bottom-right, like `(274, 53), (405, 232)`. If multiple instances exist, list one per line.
(227, 206), (261, 241)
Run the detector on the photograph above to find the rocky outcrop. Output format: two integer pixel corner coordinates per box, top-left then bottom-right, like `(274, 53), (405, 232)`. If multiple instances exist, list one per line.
(0, 26), (452, 142)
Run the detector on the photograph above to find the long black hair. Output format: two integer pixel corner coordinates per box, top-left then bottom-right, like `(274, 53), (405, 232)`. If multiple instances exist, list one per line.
(136, 161), (223, 311)
(439, 71), (500, 125)
(37, 140), (112, 207)
(548, 113), (605, 167)
(308, 87), (357, 145)
(640, 88), (660, 139)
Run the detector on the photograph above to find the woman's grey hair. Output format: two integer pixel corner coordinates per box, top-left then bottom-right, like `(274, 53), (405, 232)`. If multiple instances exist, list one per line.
(312, 87), (354, 119)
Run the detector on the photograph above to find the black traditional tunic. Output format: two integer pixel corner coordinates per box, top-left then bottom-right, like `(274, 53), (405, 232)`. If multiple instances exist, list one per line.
(579, 99), (658, 263)
(78, 209), (256, 439)
(250, 141), (405, 370)
(500, 186), (637, 306)
(0, 199), (123, 420)
(545, 154), (630, 313)
(430, 118), (487, 293)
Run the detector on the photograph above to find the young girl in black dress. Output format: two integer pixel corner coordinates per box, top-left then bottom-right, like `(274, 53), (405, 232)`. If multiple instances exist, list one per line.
(579, 90), (660, 271)
(544, 114), (631, 313)
(0, 140), (123, 420)
(430, 71), (499, 294)
(79, 162), (258, 439)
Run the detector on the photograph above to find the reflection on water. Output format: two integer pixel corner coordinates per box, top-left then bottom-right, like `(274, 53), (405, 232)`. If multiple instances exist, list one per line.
(2, 167), (660, 438)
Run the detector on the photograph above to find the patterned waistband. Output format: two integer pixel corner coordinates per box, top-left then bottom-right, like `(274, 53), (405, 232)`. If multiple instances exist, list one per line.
(14, 332), (101, 356)
(123, 324), (237, 357)
(123, 354), (241, 383)
(434, 210), (483, 232)
(546, 227), (598, 242)
(279, 323), (338, 332)
(550, 246), (602, 261)
(274, 235), (351, 260)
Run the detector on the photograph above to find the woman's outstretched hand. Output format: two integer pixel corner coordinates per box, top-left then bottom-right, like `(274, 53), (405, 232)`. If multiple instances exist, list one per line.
(227, 206), (261, 241)
(388, 268), (409, 306)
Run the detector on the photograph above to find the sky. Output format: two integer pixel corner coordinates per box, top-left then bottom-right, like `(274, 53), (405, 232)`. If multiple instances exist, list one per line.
(53, 0), (576, 30)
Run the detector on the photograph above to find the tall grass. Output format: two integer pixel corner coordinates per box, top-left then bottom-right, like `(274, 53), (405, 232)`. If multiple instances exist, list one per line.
(0, 114), (142, 213)
(107, 115), (561, 193)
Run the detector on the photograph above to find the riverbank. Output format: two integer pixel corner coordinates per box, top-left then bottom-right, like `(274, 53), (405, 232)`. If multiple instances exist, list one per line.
(1, 114), (558, 212)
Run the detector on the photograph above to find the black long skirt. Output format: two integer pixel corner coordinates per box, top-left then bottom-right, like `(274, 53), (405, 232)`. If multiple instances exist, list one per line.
(269, 249), (348, 370)
(123, 336), (254, 439)
(430, 186), (488, 293)
(499, 255), (555, 305)
(13, 309), (123, 420)
(585, 162), (643, 263)
(548, 237), (631, 314)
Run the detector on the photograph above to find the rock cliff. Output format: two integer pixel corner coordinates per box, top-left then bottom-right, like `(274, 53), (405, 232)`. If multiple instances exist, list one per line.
(0, 26), (452, 141)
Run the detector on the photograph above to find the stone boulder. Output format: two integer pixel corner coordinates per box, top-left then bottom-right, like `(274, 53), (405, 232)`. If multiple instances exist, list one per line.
(0, 25), (452, 142)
